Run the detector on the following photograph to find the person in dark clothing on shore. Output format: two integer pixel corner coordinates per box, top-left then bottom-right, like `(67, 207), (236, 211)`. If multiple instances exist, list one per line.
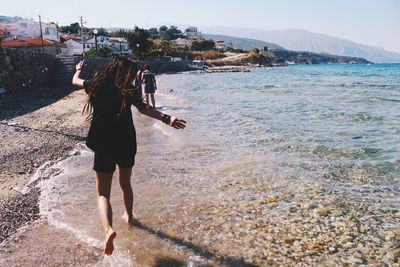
(72, 58), (186, 256)
(141, 64), (157, 107)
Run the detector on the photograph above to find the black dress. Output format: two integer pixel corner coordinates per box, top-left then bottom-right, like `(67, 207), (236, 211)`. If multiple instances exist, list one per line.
(83, 80), (138, 160)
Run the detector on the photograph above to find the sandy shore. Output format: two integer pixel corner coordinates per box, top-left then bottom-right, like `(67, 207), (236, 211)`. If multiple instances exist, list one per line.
(0, 88), (103, 266)
(0, 87), (212, 267)
(1, 83), (399, 267)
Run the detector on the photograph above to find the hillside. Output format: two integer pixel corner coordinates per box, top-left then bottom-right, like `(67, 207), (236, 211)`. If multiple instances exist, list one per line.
(200, 26), (400, 63)
(208, 50), (370, 67)
(203, 34), (284, 50)
(269, 49), (371, 65)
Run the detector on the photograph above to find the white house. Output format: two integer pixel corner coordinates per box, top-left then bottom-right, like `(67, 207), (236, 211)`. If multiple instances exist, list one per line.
(172, 37), (190, 47)
(83, 36), (131, 55)
(185, 27), (202, 39)
(108, 37), (131, 56)
(85, 35), (110, 51)
(63, 38), (83, 55)
(0, 21), (60, 42)
(215, 40), (227, 51)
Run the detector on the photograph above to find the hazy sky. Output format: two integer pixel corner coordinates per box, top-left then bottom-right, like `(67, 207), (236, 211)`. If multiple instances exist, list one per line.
(2, 0), (400, 52)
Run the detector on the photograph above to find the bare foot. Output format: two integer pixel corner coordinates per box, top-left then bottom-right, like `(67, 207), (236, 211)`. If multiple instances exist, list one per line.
(104, 228), (116, 255)
(127, 217), (141, 227)
(123, 212), (141, 227)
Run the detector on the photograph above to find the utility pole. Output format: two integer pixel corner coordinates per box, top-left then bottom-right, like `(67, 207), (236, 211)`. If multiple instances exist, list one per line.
(38, 15), (44, 53)
(80, 16), (85, 57)
(93, 29), (98, 53)
(56, 21), (59, 40)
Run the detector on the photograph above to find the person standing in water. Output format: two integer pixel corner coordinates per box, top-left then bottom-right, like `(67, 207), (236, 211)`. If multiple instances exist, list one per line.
(141, 64), (157, 107)
(72, 58), (186, 256)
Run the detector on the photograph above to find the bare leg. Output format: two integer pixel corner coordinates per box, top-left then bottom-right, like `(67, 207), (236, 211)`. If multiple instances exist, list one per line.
(95, 171), (116, 255)
(150, 94), (156, 108)
(145, 93), (150, 105)
(118, 166), (137, 225)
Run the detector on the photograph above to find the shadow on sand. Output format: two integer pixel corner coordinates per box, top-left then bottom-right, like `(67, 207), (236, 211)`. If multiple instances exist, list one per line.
(0, 87), (76, 121)
(0, 122), (86, 141)
(134, 221), (258, 267)
(153, 257), (186, 267)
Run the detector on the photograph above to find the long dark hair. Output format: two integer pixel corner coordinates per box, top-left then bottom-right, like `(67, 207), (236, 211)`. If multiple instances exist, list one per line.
(83, 57), (140, 118)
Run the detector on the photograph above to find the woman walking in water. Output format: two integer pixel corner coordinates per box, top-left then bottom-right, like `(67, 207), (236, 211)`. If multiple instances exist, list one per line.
(72, 58), (186, 256)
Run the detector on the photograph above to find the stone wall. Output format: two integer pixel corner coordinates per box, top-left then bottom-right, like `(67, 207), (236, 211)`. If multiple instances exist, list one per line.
(136, 60), (191, 73)
(75, 57), (113, 80)
(0, 48), (56, 93)
(76, 58), (190, 80)
(0, 50), (191, 92)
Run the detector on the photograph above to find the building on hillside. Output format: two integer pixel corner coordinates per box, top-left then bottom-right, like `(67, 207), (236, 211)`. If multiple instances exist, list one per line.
(1, 38), (66, 54)
(172, 37), (190, 48)
(85, 35), (109, 52)
(84, 36), (131, 56)
(185, 27), (202, 40)
(0, 21), (60, 42)
(60, 33), (86, 55)
(108, 37), (131, 56)
(215, 40), (227, 51)
(63, 38), (84, 55)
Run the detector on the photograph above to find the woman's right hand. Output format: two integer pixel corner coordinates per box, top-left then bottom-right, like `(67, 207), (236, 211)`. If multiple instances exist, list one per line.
(170, 116), (186, 129)
(76, 60), (85, 71)
(72, 60), (86, 88)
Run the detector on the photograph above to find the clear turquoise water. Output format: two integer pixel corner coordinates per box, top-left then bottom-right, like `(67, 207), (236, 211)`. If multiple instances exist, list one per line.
(33, 64), (400, 265)
(160, 64), (400, 185)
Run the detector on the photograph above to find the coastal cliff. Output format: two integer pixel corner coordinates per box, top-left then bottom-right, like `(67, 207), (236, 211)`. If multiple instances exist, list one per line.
(208, 49), (371, 68)
(269, 49), (372, 65)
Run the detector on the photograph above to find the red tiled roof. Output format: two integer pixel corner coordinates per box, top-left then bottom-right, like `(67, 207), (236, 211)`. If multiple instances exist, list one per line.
(109, 37), (125, 42)
(60, 33), (83, 41)
(1, 38), (66, 47)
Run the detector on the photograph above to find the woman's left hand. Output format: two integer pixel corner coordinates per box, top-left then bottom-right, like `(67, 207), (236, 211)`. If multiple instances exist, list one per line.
(170, 116), (186, 129)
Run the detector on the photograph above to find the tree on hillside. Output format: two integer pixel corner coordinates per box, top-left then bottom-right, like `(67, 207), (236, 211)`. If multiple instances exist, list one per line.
(159, 38), (172, 56)
(86, 47), (112, 57)
(60, 22), (80, 34)
(159, 26), (168, 38)
(126, 26), (153, 59)
(190, 39), (215, 51)
(113, 29), (129, 38)
(250, 48), (260, 57)
(87, 28), (110, 37)
(166, 26), (183, 40)
(148, 27), (160, 39)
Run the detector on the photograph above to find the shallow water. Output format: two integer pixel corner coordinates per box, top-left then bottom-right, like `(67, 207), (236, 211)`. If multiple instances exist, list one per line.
(31, 64), (400, 266)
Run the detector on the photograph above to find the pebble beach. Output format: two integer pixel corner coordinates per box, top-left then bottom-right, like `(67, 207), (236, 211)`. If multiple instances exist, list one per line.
(0, 64), (399, 267)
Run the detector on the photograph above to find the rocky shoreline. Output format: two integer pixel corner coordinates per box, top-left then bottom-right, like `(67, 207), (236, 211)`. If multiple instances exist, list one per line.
(0, 87), (103, 266)
(203, 50), (371, 73)
(0, 83), (398, 267)
(170, 177), (400, 266)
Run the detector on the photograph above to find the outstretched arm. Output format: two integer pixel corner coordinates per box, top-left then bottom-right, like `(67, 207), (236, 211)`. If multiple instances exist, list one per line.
(72, 60), (85, 88)
(133, 100), (186, 129)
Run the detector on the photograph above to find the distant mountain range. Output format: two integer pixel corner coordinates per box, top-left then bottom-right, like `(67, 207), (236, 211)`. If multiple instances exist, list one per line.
(200, 26), (400, 63)
(203, 34), (284, 51)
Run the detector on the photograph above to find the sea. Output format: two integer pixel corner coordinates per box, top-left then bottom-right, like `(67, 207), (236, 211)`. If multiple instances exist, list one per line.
(21, 63), (400, 266)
